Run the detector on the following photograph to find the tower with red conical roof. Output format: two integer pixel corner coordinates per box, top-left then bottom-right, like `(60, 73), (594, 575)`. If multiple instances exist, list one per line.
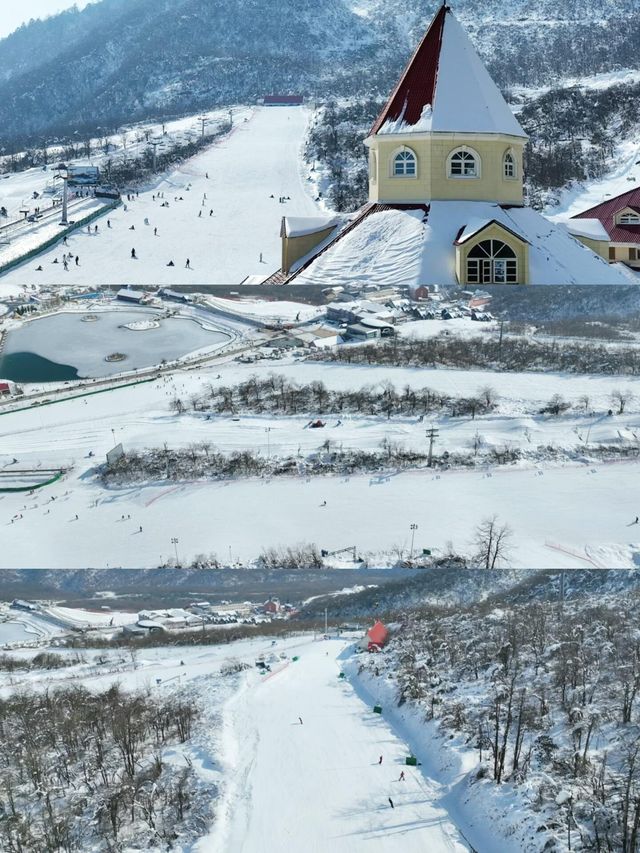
(365, 5), (527, 207)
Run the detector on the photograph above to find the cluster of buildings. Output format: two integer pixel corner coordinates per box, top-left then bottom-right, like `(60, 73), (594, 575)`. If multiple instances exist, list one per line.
(120, 599), (293, 636)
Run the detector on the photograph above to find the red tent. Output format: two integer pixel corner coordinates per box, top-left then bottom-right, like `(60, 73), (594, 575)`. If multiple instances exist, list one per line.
(367, 621), (389, 651)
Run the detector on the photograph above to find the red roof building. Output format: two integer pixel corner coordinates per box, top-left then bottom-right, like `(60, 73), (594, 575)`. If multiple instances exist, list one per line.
(263, 7), (629, 286)
(0, 382), (10, 395)
(367, 620), (389, 651)
(572, 188), (640, 270)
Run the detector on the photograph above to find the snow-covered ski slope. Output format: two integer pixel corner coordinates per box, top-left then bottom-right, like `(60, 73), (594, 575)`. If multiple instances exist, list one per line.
(205, 637), (473, 853)
(0, 635), (495, 850)
(0, 107), (321, 286)
(1, 358), (638, 569)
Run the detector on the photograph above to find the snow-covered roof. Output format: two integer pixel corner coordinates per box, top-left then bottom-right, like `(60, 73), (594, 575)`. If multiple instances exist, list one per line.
(117, 288), (144, 300)
(289, 201), (630, 286)
(371, 6), (526, 139)
(564, 219), (610, 242)
(455, 217), (529, 245)
(283, 216), (340, 238)
(572, 187), (640, 243)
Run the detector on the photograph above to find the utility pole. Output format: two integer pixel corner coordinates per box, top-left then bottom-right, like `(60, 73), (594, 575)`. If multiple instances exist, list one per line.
(171, 537), (180, 566)
(229, 109), (233, 127)
(324, 607), (328, 636)
(198, 116), (207, 138)
(410, 523), (418, 559)
(426, 426), (439, 467)
(265, 426), (271, 459)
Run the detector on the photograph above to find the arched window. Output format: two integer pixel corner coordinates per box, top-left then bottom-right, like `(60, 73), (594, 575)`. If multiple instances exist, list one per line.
(618, 212), (640, 225)
(503, 150), (516, 179)
(466, 239), (518, 284)
(392, 148), (417, 177)
(448, 147), (480, 178)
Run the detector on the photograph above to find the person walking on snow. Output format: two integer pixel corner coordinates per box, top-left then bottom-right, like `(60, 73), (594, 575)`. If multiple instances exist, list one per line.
(298, 717), (303, 725)
(139, 525), (143, 532)
(185, 258), (191, 268)
(378, 755), (383, 765)
(399, 771), (405, 781)
(131, 248), (137, 259)
(388, 797), (394, 809)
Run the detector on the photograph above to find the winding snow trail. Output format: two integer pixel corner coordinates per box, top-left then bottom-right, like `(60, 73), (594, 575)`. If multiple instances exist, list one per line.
(206, 638), (469, 853)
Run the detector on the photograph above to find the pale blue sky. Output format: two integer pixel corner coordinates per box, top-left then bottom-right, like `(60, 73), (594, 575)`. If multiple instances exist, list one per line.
(0, 1), (97, 39)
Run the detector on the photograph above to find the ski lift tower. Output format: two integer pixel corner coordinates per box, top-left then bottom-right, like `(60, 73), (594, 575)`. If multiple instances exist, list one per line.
(53, 164), (70, 226)
(148, 138), (164, 172)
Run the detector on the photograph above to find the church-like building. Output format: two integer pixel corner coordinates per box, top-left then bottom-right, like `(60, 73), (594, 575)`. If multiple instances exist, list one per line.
(270, 5), (630, 286)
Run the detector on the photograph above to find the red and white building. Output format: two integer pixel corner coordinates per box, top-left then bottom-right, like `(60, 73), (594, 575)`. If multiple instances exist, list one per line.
(572, 187), (640, 271)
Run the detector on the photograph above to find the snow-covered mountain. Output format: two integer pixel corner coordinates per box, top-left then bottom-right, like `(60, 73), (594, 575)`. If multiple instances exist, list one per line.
(0, 0), (637, 148)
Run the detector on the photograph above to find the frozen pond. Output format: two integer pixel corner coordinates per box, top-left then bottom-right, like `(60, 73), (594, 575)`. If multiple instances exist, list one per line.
(0, 621), (37, 645)
(0, 309), (230, 382)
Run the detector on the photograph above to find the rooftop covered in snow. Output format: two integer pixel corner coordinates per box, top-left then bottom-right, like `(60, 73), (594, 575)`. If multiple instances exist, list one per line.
(370, 6), (526, 139)
(288, 202), (630, 286)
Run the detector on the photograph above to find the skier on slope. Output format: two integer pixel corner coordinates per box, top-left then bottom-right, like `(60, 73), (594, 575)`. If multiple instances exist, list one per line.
(131, 248), (137, 259)
(388, 798), (394, 809)
(378, 755), (383, 765)
(299, 717), (303, 725)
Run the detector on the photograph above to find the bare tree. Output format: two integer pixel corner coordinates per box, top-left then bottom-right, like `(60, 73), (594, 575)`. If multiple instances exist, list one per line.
(611, 388), (634, 415)
(474, 516), (513, 568)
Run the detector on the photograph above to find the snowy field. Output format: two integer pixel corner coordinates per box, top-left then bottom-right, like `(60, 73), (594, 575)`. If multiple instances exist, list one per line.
(0, 107), (321, 287)
(1, 356), (639, 568)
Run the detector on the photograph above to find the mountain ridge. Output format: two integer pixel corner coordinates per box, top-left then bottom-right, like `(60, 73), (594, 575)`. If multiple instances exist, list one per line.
(0, 0), (638, 147)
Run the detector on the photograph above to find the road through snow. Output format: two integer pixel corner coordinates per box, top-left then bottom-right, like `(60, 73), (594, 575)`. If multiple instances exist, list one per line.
(205, 638), (470, 853)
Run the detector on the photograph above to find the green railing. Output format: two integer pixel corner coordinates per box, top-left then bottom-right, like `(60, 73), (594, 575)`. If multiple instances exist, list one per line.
(0, 199), (121, 275)
(0, 470), (64, 493)
(0, 375), (157, 417)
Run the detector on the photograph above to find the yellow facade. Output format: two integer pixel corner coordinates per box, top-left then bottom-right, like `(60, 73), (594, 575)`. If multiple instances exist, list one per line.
(366, 133), (525, 205)
(571, 234), (610, 261)
(281, 225), (336, 275)
(609, 244), (640, 268)
(455, 222), (529, 285)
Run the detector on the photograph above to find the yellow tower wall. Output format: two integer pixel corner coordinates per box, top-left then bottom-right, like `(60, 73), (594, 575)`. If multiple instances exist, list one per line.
(366, 133), (525, 206)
